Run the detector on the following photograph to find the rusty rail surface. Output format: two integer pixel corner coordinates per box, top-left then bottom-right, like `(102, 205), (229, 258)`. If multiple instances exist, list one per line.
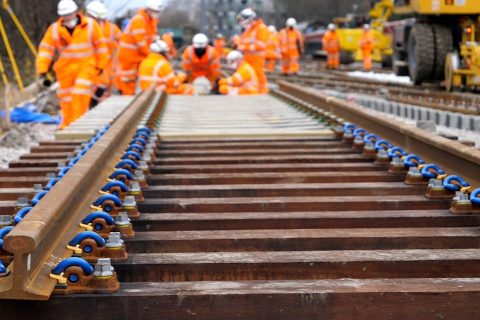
(278, 80), (480, 187)
(0, 89), (158, 300)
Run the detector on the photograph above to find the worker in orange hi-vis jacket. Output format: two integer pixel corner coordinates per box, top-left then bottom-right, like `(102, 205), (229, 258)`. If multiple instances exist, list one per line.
(36, 0), (108, 129)
(214, 33), (227, 60)
(322, 23), (340, 69)
(219, 50), (259, 95)
(181, 33), (221, 85)
(265, 25), (280, 72)
(161, 30), (177, 59)
(237, 8), (270, 94)
(278, 18), (304, 75)
(138, 40), (194, 94)
(85, 1), (122, 107)
(115, 0), (163, 95)
(360, 24), (375, 71)
(231, 34), (241, 50)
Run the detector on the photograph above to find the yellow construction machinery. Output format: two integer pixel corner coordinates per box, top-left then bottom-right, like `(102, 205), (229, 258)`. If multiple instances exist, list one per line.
(334, 0), (394, 67)
(391, 0), (480, 91)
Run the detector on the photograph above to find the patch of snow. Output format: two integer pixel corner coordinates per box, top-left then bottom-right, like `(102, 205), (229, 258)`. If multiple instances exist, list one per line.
(347, 71), (413, 85)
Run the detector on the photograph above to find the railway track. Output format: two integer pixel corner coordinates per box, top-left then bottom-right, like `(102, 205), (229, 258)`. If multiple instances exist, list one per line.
(269, 67), (480, 116)
(1, 85), (480, 319)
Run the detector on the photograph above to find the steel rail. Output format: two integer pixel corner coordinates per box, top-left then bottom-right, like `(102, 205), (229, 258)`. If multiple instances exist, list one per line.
(277, 80), (480, 187)
(0, 89), (160, 300)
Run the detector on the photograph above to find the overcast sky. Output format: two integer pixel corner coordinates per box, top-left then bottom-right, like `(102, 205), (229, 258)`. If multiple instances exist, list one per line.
(103, 0), (181, 18)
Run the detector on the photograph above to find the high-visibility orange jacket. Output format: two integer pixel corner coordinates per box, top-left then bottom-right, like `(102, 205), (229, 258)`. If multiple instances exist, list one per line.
(238, 19), (270, 62)
(138, 52), (180, 90)
(214, 38), (226, 58)
(117, 9), (158, 64)
(162, 32), (177, 58)
(322, 30), (340, 53)
(37, 14), (108, 76)
(238, 19), (270, 93)
(101, 20), (122, 58)
(265, 31), (280, 60)
(279, 28), (304, 58)
(181, 45), (220, 83)
(219, 61), (259, 95)
(360, 29), (375, 52)
(37, 14), (108, 128)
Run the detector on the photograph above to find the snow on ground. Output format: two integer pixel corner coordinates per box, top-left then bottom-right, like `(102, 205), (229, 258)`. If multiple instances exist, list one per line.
(347, 71), (413, 85)
(0, 123), (56, 168)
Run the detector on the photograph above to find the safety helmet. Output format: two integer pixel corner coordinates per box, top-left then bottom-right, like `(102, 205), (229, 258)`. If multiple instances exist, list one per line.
(268, 25), (277, 33)
(226, 50), (243, 64)
(193, 33), (208, 48)
(286, 18), (297, 27)
(363, 24), (371, 30)
(57, 0), (79, 16)
(327, 23), (335, 31)
(86, 1), (107, 20)
(216, 33), (224, 39)
(150, 40), (169, 53)
(146, 0), (164, 12)
(237, 8), (256, 28)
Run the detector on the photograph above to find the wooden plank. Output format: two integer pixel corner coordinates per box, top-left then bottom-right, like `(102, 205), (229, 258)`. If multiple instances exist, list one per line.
(138, 195), (450, 213)
(125, 227), (480, 253)
(3, 279), (480, 319)
(113, 249), (480, 282)
(133, 210), (478, 231)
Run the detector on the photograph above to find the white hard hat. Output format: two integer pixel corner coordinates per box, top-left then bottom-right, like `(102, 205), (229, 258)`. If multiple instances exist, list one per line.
(193, 33), (208, 48)
(328, 23), (335, 31)
(57, 0), (79, 16)
(86, 1), (107, 19)
(237, 8), (256, 26)
(286, 18), (297, 27)
(226, 50), (243, 64)
(363, 23), (371, 30)
(268, 25), (277, 33)
(150, 40), (169, 53)
(146, 0), (164, 12)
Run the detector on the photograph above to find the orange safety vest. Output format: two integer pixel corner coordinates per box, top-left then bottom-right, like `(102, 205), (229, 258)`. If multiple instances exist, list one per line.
(219, 61), (259, 93)
(138, 52), (179, 91)
(279, 28), (304, 58)
(117, 9), (158, 63)
(181, 45), (220, 82)
(360, 30), (375, 52)
(322, 30), (340, 53)
(100, 20), (122, 58)
(238, 19), (270, 60)
(162, 33), (177, 58)
(214, 38), (226, 58)
(37, 13), (108, 77)
(265, 31), (280, 60)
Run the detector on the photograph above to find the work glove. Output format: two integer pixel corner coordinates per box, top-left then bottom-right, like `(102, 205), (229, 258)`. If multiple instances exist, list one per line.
(39, 73), (52, 88)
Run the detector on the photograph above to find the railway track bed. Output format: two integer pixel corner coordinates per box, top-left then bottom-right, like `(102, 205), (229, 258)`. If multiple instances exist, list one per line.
(1, 88), (480, 319)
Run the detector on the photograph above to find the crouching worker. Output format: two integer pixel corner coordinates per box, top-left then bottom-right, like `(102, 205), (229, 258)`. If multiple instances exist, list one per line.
(219, 51), (259, 95)
(139, 40), (194, 94)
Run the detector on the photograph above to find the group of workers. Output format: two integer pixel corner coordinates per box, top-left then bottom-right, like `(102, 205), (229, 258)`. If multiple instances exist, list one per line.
(36, 0), (308, 128)
(322, 23), (375, 70)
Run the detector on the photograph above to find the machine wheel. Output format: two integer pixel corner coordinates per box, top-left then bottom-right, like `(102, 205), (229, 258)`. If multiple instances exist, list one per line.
(433, 24), (453, 80)
(339, 50), (353, 65)
(445, 52), (460, 92)
(408, 24), (435, 85)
